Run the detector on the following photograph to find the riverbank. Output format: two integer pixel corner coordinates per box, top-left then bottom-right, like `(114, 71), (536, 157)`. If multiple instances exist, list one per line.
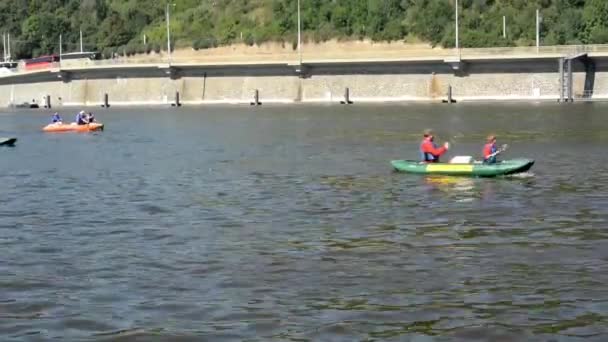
(1, 43), (608, 108)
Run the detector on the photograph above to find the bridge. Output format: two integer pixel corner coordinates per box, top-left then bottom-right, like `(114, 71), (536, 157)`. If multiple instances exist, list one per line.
(2, 44), (608, 107)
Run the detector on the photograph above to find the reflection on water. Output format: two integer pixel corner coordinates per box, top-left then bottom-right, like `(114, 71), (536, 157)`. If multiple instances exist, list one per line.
(1, 104), (608, 340)
(423, 176), (482, 203)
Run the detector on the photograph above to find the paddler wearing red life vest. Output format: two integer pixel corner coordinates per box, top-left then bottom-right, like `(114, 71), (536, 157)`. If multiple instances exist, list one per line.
(483, 134), (498, 164)
(420, 129), (449, 163)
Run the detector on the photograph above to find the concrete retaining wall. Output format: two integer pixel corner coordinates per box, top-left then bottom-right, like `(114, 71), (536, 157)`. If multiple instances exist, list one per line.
(0, 57), (605, 108)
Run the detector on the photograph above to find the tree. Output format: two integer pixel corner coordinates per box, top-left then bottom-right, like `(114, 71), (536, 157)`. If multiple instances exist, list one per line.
(581, 0), (608, 43)
(2, 0), (608, 59)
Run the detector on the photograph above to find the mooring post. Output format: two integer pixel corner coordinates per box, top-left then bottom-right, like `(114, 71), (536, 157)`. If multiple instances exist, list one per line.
(340, 87), (353, 104)
(172, 91), (181, 107)
(442, 85), (456, 103)
(447, 85), (453, 103)
(250, 89), (261, 106)
(101, 93), (110, 108)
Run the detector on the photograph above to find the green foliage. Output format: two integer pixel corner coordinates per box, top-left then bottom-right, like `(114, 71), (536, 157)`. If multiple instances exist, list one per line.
(0, 0), (607, 59)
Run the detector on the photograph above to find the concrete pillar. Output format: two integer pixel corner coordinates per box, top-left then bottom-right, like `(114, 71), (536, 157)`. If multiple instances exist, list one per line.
(559, 58), (564, 103)
(567, 59), (573, 102)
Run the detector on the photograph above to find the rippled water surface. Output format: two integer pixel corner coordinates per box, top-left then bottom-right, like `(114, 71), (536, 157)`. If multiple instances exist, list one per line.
(1, 103), (608, 341)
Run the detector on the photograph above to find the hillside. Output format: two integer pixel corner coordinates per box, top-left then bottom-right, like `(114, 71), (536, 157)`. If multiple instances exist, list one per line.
(1, 0), (607, 60)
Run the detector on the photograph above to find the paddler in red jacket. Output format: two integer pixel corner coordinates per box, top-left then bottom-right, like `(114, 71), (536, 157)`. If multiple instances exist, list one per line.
(483, 135), (499, 164)
(420, 129), (449, 162)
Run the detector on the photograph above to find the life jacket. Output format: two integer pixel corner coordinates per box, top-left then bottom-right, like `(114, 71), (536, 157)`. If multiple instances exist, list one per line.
(420, 138), (438, 162)
(76, 113), (86, 125)
(483, 143), (497, 163)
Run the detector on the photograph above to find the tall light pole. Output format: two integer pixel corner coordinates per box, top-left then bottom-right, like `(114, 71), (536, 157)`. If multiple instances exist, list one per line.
(59, 34), (62, 64)
(536, 9), (540, 52)
(166, 3), (172, 65)
(297, 0), (302, 64)
(455, 0), (459, 50)
(80, 29), (83, 53)
(503, 16), (506, 39)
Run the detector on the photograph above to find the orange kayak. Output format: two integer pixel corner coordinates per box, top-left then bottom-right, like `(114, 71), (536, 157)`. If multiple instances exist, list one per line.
(42, 122), (104, 132)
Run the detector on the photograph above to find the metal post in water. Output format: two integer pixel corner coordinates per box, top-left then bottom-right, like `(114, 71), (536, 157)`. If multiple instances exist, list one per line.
(448, 85), (453, 103)
(102, 93), (110, 108)
(173, 91), (181, 107)
(250, 89), (261, 106)
(341, 87), (353, 104)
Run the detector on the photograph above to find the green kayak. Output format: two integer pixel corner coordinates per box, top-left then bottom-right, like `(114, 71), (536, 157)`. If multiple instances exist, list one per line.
(391, 158), (534, 177)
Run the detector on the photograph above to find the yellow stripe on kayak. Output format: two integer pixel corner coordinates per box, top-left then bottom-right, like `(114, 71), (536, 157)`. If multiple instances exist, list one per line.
(426, 164), (474, 172)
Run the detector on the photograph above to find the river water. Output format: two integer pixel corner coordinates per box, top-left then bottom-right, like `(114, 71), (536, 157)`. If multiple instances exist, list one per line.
(1, 103), (608, 341)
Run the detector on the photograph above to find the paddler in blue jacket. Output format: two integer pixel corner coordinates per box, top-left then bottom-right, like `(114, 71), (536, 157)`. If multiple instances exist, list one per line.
(75, 110), (88, 125)
(51, 112), (62, 123)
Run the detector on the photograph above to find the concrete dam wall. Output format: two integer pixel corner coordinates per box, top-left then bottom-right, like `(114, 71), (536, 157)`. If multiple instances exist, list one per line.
(0, 56), (606, 108)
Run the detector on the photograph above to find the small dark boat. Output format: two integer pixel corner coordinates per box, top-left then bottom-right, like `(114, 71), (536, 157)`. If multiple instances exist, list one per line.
(14, 102), (39, 109)
(0, 137), (17, 146)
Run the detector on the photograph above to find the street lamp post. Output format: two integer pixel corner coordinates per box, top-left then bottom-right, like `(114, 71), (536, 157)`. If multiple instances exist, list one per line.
(536, 9), (540, 53)
(59, 34), (62, 65)
(166, 3), (172, 65)
(297, 0), (302, 64)
(503, 16), (506, 39)
(455, 0), (459, 50)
